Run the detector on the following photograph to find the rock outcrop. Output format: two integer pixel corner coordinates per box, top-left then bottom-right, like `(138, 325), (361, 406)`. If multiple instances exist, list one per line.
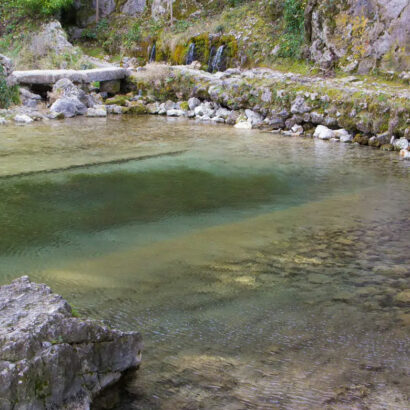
(305, 0), (410, 73)
(0, 276), (142, 410)
(15, 21), (87, 70)
(0, 54), (15, 86)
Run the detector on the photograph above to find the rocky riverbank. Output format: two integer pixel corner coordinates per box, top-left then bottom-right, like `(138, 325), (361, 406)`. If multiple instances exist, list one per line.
(1, 53), (409, 159)
(0, 276), (142, 409)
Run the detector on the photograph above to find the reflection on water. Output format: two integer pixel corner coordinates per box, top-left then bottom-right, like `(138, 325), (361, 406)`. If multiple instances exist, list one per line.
(0, 116), (409, 409)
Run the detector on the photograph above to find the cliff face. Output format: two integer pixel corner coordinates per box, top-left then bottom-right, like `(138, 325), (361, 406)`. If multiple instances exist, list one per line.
(305, 0), (410, 73)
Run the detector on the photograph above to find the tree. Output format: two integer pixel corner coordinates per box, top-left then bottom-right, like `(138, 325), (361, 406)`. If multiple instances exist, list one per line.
(168, 0), (173, 26)
(96, 0), (99, 23)
(17, 0), (74, 15)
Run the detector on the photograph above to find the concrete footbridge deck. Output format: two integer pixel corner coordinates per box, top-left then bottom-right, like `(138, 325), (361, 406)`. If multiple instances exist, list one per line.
(11, 67), (129, 85)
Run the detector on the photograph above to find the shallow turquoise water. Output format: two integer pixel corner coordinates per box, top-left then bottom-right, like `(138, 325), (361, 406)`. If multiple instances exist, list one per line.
(0, 116), (409, 409)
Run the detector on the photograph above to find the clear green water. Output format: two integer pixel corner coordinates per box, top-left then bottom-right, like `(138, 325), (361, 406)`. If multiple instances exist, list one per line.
(0, 116), (409, 409)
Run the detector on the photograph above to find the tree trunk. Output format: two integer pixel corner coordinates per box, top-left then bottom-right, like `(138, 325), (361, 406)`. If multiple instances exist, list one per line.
(96, 0), (100, 23)
(169, 0), (173, 26)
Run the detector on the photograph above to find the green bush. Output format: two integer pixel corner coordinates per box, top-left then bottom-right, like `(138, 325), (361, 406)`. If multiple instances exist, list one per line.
(0, 66), (19, 108)
(16, 0), (73, 15)
(278, 0), (306, 59)
(124, 22), (141, 46)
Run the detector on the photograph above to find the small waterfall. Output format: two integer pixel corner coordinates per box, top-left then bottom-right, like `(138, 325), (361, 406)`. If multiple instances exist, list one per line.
(207, 46), (216, 72)
(149, 43), (156, 63)
(185, 43), (195, 65)
(210, 45), (225, 73)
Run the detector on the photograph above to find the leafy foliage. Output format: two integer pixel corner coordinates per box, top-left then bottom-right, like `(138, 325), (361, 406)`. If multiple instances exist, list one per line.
(0, 66), (19, 108)
(278, 0), (306, 59)
(124, 22), (142, 46)
(13, 0), (73, 15)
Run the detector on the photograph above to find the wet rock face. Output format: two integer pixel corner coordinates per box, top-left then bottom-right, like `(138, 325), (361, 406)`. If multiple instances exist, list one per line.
(0, 276), (142, 410)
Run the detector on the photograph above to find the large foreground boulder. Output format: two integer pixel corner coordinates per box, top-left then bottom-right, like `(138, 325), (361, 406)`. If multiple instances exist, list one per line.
(0, 276), (142, 409)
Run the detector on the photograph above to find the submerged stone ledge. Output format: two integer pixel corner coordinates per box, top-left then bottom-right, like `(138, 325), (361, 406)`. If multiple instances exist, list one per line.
(0, 276), (142, 410)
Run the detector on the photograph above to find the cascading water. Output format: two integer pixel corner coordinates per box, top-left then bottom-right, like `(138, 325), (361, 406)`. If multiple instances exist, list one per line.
(210, 45), (225, 73)
(149, 43), (156, 63)
(208, 46), (216, 72)
(185, 43), (195, 65)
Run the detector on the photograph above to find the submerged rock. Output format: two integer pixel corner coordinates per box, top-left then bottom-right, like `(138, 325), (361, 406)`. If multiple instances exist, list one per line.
(0, 276), (142, 410)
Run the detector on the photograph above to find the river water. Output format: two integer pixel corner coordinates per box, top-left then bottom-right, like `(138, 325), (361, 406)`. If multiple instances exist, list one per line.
(0, 116), (409, 409)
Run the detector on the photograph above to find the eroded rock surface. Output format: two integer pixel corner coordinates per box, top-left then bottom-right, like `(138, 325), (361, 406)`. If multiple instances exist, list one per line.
(0, 276), (142, 410)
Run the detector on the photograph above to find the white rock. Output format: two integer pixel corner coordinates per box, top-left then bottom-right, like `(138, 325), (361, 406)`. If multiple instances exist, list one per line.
(291, 124), (304, 135)
(194, 103), (214, 117)
(14, 114), (33, 124)
(188, 97), (201, 110)
(333, 129), (353, 142)
(340, 134), (353, 143)
(399, 149), (410, 160)
(393, 138), (409, 151)
(234, 120), (252, 129)
(211, 117), (225, 123)
(86, 106), (107, 117)
(194, 105), (204, 116)
(245, 109), (263, 127)
(106, 104), (123, 114)
(313, 125), (334, 140)
(146, 102), (160, 114)
(215, 107), (231, 119)
(166, 109), (185, 117)
(164, 100), (177, 110)
(0, 117), (7, 125)
(158, 103), (166, 115)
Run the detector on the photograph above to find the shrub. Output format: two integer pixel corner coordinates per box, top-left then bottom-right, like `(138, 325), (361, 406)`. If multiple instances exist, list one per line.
(16, 0), (74, 15)
(278, 0), (306, 59)
(124, 22), (141, 46)
(0, 66), (19, 108)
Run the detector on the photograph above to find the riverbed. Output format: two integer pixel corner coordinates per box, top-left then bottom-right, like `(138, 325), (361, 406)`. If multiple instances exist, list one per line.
(0, 116), (409, 409)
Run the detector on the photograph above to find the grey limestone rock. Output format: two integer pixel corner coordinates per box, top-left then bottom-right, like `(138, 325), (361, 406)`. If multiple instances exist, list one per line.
(0, 276), (142, 410)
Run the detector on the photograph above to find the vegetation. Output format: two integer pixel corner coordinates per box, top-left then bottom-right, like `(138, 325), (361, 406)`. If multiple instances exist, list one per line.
(0, 66), (19, 108)
(1, 0), (73, 17)
(278, 0), (307, 59)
